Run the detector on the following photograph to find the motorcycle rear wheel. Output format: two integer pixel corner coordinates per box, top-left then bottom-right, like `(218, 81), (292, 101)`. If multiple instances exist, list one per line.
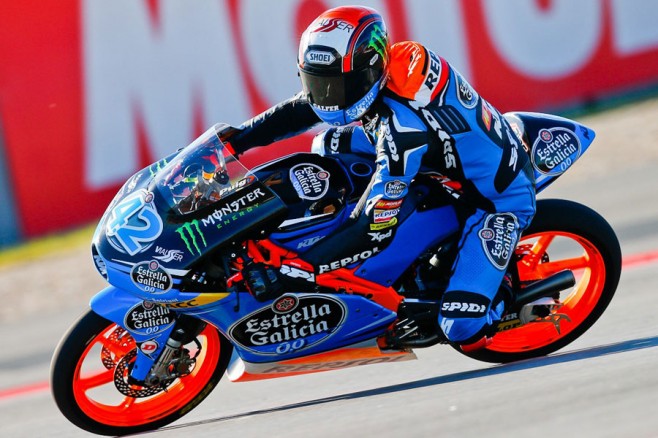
(51, 309), (231, 436)
(457, 199), (622, 363)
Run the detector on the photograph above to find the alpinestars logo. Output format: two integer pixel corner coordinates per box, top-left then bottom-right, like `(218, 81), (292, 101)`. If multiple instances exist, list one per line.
(175, 220), (207, 256)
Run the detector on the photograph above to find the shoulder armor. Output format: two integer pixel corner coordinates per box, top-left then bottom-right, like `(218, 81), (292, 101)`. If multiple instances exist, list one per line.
(386, 41), (450, 106)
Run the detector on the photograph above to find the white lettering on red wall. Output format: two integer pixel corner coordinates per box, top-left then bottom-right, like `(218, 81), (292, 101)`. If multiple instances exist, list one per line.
(83, 0), (250, 188)
(1, 0), (657, 237)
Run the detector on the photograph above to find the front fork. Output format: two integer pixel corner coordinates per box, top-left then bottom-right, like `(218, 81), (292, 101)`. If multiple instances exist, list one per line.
(90, 286), (203, 384)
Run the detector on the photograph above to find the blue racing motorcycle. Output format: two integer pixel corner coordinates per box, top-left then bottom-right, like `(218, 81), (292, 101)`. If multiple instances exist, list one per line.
(51, 114), (621, 435)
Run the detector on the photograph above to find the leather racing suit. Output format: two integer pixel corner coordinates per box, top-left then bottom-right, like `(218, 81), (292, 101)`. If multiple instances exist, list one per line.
(228, 41), (536, 346)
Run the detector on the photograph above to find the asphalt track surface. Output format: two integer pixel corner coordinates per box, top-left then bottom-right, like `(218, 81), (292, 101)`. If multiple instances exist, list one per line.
(2, 104), (658, 437)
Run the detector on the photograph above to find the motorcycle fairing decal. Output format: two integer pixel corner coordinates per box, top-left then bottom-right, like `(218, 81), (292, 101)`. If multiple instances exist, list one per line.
(105, 189), (163, 256)
(226, 338), (417, 382)
(531, 127), (581, 177)
(227, 293), (347, 356)
(89, 286), (177, 380)
(505, 112), (596, 192)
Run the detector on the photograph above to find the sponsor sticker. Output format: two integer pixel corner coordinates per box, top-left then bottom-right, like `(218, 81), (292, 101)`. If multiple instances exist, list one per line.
(368, 229), (393, 242)
(124, 301), (175, 335)
(297, 235), (324, 249)
(280, 264), (316, 282)
(305, 50), (336, 65)
(153, 246), (184, 263)
(373, 208), (400, 223)
(106, 190), (163, 256)
(531, 127), (581, 176)
(318, 247), (381, 273)
(228, 294), (346, 355)
(130, 260), (173, 294)
(440, 292), (490, 318)
(455, 72), (479, 109)
(384, 180), (407, 199)
(139, 340), (159, 357)
(375, 199), (402, 209)
(290, 163), (331, 201)
(478, 213), (519, 270)
(370, 217), (398, 231)
(175, 219), (207, 256)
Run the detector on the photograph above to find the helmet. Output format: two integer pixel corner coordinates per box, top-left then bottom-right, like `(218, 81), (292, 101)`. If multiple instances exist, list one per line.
(298, 6), (389, 126)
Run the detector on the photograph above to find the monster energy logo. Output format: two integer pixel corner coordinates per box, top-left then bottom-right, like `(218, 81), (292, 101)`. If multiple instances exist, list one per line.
(149, 158), (169, 177)
(368, 24), (387, 59)
(175, 220), (207, 256)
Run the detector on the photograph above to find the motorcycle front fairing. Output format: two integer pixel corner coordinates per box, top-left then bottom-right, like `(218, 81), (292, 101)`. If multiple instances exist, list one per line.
(89, 125), (288, 379)
(87, 126), (403, 378)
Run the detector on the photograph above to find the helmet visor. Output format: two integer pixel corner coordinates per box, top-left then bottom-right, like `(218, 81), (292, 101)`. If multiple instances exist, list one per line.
(300, 67), (381, 110)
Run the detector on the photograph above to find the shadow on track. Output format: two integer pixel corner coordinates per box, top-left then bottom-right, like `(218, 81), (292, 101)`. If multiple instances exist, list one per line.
(139, 335), (658, 435)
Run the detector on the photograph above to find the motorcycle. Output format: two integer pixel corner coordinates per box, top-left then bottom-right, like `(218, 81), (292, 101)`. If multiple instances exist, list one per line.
(51, 112), (621, 436)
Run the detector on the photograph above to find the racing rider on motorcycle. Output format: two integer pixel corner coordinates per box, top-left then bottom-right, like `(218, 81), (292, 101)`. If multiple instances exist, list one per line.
(220, 6), (536, 351)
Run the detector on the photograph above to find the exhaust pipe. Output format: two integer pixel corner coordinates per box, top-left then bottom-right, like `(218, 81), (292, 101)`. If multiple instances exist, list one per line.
(513, 270), (576, 308)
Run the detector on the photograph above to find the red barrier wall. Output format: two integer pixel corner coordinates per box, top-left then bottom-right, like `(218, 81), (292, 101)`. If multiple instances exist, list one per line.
(1, 0), (657, 237)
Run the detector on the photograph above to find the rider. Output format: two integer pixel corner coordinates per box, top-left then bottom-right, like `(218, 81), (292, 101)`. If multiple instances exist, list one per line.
(220, 6), (536, 351)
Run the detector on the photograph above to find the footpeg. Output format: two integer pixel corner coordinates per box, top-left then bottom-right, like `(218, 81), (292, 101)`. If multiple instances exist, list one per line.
(519, 297), (562, 324)
(394, 318), (419, 341)
(543, 313), (572, 334)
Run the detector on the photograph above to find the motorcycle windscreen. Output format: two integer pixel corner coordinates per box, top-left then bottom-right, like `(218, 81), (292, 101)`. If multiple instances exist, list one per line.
(95, 125), (288, 286)
(154, 125), (254, 215)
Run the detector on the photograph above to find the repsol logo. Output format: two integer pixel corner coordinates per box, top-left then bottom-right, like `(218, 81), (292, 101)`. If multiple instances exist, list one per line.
(424, 51), (442, 91)
(318, 247), (381, 273)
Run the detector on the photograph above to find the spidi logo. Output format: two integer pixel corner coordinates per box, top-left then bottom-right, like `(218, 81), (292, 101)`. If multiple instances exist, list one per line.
(175, 220), (207, 256)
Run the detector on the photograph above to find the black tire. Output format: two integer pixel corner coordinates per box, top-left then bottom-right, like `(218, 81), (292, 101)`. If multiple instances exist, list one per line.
(51, 309), (232, 436)
(456, 199), (622, 363)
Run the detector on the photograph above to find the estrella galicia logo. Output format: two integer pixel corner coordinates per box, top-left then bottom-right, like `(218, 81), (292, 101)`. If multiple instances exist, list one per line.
(290, 163), (331, 201)
(130, 260), (172, 294)
(478, 213), (518, 270)
(455, 71), (478, 109)
(228, 294), (346, 355)
(106, 190), (163, 256)
(531, 127), (581, 176)
(384, 180), (407, 199)
(175, 219), (207, 256)
(124, 301), (175, 336)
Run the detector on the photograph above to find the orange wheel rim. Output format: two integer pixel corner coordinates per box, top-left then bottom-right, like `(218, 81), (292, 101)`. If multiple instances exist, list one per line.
(489, 231), (606, 353)
(72, 324), (220, 427)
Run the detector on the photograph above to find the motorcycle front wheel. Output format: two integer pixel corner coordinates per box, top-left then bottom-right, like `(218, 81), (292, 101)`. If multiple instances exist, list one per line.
(51, 309), (231, 436)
